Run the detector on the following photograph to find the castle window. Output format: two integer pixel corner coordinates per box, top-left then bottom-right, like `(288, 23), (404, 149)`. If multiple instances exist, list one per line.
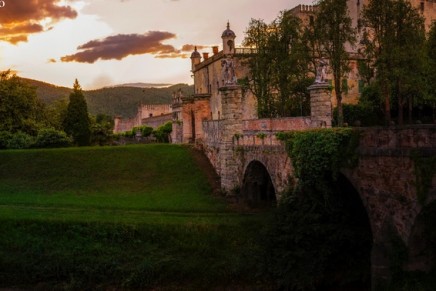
(421, 1), (424, 13)
(357, 0), (360, 6)
(149, 113), (153, 117)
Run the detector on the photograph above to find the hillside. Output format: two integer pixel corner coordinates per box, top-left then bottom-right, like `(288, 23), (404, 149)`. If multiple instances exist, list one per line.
(21, 78), (193, 118)
(85, 84), (193, 118)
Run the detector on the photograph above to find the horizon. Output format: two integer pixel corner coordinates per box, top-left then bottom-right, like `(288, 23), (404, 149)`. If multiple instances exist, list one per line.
(0, 0), (312, 90)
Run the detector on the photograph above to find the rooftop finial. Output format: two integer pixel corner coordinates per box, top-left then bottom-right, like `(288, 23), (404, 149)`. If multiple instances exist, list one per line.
(227, 21), (230, 29)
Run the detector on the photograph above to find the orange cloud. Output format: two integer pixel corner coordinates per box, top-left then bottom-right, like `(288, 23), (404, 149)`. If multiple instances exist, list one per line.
(0, 0), (77, 44)
(61, 31), (184, 63)
(181, 44), (209, 52)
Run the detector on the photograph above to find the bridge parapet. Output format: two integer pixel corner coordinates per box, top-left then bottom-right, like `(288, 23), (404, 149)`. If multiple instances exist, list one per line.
(202, 120), (223, 147)
(359, 125), (436, 155)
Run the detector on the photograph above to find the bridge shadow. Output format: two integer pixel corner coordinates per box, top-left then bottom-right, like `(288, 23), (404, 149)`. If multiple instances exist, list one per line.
(405, 199), (436, 282)
(241, 160), (276, 208)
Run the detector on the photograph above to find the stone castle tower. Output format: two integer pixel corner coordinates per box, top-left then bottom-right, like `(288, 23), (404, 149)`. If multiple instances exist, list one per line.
(222, 22), (236, 55)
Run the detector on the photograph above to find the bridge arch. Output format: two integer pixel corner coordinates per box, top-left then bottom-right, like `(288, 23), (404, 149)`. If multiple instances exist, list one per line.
(241, 160), (276, 207)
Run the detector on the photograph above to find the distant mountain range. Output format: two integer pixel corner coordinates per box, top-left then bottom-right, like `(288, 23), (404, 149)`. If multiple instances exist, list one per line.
(110, 82), (173, 89)
(21, 78), (193, 118)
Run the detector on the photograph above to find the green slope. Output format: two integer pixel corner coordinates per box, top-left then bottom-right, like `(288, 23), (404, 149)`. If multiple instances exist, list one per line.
(0, 145), (268, 289)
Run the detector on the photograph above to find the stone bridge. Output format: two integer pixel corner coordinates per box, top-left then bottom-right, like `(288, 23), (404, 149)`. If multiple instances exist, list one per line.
(199, 87), (436, 289)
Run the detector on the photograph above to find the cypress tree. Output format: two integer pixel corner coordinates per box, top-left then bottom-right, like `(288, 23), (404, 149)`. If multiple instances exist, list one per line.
(63, 79), (91, 146)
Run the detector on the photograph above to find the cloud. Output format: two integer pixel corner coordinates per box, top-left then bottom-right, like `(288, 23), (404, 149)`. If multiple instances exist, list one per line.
(0, 0), (77, 44)
(61, 31), (185, 63)
(181, 44), (209, 52)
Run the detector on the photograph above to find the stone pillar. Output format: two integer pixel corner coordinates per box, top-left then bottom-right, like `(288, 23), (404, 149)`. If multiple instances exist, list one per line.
(219, 85), (243, 194)
(308, 82), (332, 128)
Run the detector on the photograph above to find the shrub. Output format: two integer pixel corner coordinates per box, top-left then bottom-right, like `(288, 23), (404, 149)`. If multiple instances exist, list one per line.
(0, 131), (12, 149)
(152, 122), (172, 143)
(6, 132), (34, 149)
(34, 128), (72, 148)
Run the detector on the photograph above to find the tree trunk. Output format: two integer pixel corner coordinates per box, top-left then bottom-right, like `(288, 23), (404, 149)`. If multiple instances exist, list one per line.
(383, 84), (391, 125)
(397, 81), (403, 126)
(335, 78), (343, 127)
(408, 96), (413, 124)
(398, 96), (404, 126)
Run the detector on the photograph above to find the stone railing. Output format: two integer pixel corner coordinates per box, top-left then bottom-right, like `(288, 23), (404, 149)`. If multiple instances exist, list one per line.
(234, 132), (283, 147)
(359, 125), (436, 149)
(202, 120), (224, 147)
(243, 117), (312, 133)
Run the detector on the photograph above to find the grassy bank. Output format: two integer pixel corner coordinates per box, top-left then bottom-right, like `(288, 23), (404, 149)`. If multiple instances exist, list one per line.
(0, 145), (269, 289)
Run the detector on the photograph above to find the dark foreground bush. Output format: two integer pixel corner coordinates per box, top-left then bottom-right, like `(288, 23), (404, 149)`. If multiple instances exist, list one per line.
(34, 128), (72, 148)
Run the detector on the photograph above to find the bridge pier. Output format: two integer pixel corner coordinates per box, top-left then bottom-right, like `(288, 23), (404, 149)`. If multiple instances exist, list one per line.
(219, 85), (243, 193)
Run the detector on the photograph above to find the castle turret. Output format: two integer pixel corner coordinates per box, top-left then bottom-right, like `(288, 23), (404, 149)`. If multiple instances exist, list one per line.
(222, 22), (236, 55)
(190, 46), (201, 72)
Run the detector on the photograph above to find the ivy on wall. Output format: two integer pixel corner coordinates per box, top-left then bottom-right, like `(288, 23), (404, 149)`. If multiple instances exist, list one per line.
(277, 128), (360, 185)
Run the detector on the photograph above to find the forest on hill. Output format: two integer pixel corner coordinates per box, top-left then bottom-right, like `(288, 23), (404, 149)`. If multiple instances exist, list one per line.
(21, 78), (193, 118)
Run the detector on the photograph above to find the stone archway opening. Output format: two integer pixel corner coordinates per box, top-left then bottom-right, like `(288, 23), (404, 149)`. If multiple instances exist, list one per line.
(406, 199), (436, 275)
(241, 160), (276, 207)
(321, 173), (373, 290)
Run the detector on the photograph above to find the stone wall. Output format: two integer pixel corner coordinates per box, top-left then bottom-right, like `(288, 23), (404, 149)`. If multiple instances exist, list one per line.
(142, 113), (172, 129)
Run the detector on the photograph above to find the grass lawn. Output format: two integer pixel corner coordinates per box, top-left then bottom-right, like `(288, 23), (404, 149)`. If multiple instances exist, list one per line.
(0, 145), (271, 289)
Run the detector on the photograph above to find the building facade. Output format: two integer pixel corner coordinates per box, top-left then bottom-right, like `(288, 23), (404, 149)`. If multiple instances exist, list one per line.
(171, 23), (257, 144)
(113, 104), (172, 133)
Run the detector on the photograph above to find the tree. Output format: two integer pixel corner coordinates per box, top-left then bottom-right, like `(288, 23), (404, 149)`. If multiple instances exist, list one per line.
(0, 70), (45, 134)
(269, 11), (313, 117)
(243, 18), (274, 117)
(390, 0), (426, 125)
(90, 114), (114, 146)
(361, 0), (426, 125)
(243, 12), (312, 118)
(44, 98), (69, 130)
(314, 0), (356, 127)
(63, 79), (91, 146)
(425, 22), (436, 122)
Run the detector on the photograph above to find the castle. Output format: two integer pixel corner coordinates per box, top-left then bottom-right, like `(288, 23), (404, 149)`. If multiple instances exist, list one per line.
(171, 0), (436, 144)
(113, 104), (172, 133)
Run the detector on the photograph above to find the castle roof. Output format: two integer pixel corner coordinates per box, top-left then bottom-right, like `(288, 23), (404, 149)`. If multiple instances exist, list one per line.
(222, 22), (236, 38)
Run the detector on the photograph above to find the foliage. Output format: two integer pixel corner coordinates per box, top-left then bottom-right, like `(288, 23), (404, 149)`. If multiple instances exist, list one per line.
(153, 122), (173, 143)
(2, 131), (34, 149)
(23, 77), (193, 119)
(34, 128), (71, 148)
(333, 101), (383, 126)
(0, 70), (45, 134)
(243, 12), (312, 118)
(63, 79), (91, 146)
(314, 0), (356, 126)
(84, 84), (193, 118)
(90, 114), (114, 146)
(44, 98), (69, 131)
(0, 131), (12, 149)
(277, 128), (360, 184)
(361, 0), (426, 125)
(424, 22), (436, 121)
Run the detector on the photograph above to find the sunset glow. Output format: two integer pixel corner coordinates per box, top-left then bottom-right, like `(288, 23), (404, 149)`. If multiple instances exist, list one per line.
(0, 0), (312, 89)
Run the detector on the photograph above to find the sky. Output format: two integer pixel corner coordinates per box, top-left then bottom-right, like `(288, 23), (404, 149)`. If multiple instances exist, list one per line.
(0, 0), (313, 89)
